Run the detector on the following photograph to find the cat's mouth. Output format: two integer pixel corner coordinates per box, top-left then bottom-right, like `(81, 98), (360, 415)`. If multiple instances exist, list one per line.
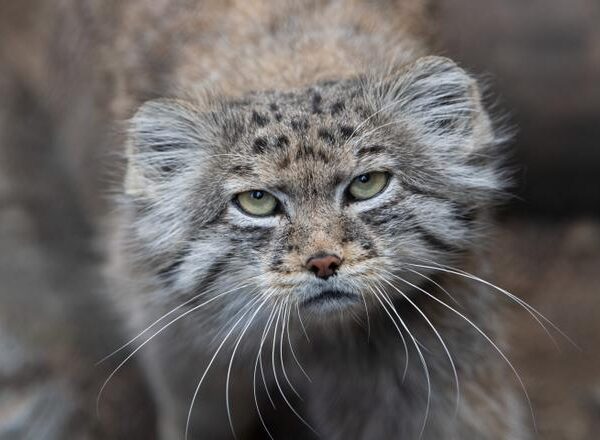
(301, 289), (359, 309)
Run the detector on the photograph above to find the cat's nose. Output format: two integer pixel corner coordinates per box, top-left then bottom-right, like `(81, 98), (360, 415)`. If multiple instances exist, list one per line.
(306, 254), (342, 280)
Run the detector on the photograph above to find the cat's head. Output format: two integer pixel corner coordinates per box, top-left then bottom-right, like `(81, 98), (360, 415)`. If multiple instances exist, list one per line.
(122, 56), (506, 317)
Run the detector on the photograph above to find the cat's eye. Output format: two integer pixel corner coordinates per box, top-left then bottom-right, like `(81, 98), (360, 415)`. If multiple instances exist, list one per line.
(348, 172), (389, 201)
(235, 190), (278, 216)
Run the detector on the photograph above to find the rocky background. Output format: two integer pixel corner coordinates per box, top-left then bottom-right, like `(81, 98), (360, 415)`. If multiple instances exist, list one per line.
(1, 1), (599, 439)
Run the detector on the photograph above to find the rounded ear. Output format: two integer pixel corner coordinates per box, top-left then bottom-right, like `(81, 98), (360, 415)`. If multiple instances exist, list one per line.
(124, 99), (209, 197)
(375, 56), (494, 152)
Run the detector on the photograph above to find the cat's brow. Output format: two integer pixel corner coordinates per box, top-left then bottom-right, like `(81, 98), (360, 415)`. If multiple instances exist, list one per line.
(356, 145), (386, 158)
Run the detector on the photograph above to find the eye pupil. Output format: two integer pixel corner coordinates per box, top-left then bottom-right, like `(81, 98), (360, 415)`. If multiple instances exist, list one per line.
(347, 171), (389, 201)
(236, 190), (278, 216)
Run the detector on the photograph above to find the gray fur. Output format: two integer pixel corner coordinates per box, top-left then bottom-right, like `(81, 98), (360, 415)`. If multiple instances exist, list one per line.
(111, 56), (529, 439)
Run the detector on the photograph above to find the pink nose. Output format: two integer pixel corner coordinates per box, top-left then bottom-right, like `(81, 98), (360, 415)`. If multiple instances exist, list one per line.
(306, 254), (342, 280)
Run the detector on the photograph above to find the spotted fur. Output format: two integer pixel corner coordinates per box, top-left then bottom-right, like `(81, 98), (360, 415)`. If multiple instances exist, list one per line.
(109, 1), (529, 439)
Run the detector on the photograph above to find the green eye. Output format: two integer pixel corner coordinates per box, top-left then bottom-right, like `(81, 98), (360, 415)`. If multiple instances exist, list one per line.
(348, 172), (389, 200)
(236, 190), (278, 216)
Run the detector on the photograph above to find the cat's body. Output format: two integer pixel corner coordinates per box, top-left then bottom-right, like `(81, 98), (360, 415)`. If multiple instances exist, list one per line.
(102, 1), (530, 438)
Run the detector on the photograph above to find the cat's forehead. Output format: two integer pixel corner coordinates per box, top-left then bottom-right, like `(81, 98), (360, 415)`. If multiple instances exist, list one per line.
(218, 80), (380, 195)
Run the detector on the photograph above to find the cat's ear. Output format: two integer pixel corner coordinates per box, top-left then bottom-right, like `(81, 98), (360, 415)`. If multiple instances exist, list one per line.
(377, 56), (494, 152)
(125, 99), (208, 197)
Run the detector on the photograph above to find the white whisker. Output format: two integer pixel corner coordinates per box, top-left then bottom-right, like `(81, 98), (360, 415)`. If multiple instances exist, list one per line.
(279, 303), (303, 400)
(410, 261), (579, 350)
(226, 294), (270, 439)
(97, 285), (249, 416)
(96, 279), (257, 365)
(253, 304), (278, 440)
(185, 293), (264, 440)
(378, 273), (461, 415)
(285, 303), (311, 382)
(270, 302), (317, 435)
(371, 282), (431, 439)
(296, 302), (310, 342)
(366, 284), (409, 380)
(258, 304), (279, 409)
(361, 291), (372, 341)
(406, 268), (461, 307)
(388, 269), (537, 431)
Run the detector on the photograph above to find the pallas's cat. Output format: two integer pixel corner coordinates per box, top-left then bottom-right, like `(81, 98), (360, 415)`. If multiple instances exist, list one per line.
(104, 1), (532, 438)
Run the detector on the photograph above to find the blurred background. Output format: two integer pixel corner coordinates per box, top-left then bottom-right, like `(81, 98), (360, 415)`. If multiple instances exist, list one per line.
(0, 1), (598, 439)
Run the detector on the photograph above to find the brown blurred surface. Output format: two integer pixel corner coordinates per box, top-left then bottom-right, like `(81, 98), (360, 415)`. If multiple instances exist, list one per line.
(493, 219), (600, 440)
(438, 0), (600, 216)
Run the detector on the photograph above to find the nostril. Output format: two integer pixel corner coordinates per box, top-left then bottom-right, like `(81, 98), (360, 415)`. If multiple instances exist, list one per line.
(306, 254), (342, 280)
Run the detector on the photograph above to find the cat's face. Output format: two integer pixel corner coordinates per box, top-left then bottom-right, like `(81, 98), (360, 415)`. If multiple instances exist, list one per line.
(123, 56), (504, 317)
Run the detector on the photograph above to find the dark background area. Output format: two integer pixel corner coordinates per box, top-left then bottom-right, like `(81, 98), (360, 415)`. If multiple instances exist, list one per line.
(438, 0), (600, 217)
(0, 1), (598, 439)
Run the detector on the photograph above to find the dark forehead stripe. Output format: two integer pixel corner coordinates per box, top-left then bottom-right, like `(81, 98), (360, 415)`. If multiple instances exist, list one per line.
(267, 102), (283, 120)
(317, 128), (336, 145)
(294, 142), (330, 163)
(311, 92), (323, 114)
(276, 135), (290, 148)
(251, 110), (270, 127)
(231, 164), (254, 175)
(253, 136), (268, 153)
(290, 117), (310, 132)
(357, 145), (386, 157)
(339, 125), (355, 139)
(330, 100), (345, 115)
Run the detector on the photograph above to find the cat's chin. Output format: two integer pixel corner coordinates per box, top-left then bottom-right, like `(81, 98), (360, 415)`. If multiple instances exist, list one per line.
(300, 289), (360, 313)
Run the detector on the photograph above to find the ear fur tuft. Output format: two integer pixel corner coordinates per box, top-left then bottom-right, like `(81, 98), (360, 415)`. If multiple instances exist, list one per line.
(377, 56), (494, 152)
(125, 99), (209, 197)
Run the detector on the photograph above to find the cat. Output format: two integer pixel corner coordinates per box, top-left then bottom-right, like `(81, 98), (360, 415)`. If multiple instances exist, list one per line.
(102, 1), (531, 438)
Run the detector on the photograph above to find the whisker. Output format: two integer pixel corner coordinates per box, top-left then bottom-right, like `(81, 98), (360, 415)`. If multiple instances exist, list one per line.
(361, 291), (372, 341)
(258, 303), (279, 410)
(270, 302), (317, 435)
(366, 284), (409, 379)
(185, 293), (265, 440)
(371, 282), (432, 439)
(253, 303), (277, 440)
(285, 303), (311, 382)
(410, 261), (579, 350)
(279, 303), (303, 400)
(226, 294), (271, 440)
(296, 302), (310, 342)
(96, 285), (249, 416)
(96, 280), (257, 365)
(388, 269), (537, 431)
(406, 268), (461, 307)
(377, 273), (461, 415)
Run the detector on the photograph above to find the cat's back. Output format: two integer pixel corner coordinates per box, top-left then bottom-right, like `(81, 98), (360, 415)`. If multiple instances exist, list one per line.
(91, 0), (436, 116)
